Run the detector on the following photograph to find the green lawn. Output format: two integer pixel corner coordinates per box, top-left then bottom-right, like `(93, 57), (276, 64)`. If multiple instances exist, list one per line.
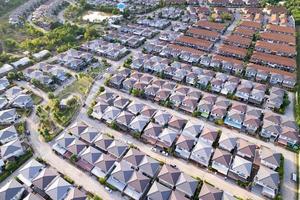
(57, 74), (93, 100)
(30, 92), (43, 105)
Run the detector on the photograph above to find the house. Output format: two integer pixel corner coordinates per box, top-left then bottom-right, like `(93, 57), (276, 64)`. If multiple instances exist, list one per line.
(154, 111), (172, 126)
(0, 77), (10, 92)
(199, 128), (218, 145)
(123, 148), (160, 178)
(198, 183), (223, 200)
(218, 133), (237, 152)
(127, 102), (145, 115)
(1, 138), (24, 161)
(97, 91), (118, 104)
(229, 156), (252, 181)
(12, 94), (33, 108)
(243, 114), (260, 134)
(123, 170), (151, 200)
(224, 111), (244, 129)
(91, 152), (116, 179)
(142, 122), (162, 145)
(198, 101), (213, 118)
(45, 177), (72, 200)
(17, 159), (44, 186)
(175, 134), (196, 159)
(129, 115), (150, 133)
(176, 173), (198, 198)
(0, 179), (26, 200)
(180, 96), (198, 113)
(146, 181), (172, 200)
(107, 140), (128, 160)
(140, 106), (157, 119)
(106, 160), (134, 192)
(190, 139), (214, 167)
(267, 94), (283, 110)
(157, 165), (181, 189)
(254, 166), (280, 198)
(168, 116), (187, 131)
(181, 121), (203, 138)
(92, 101), (109, 120)
(210, 106), (227, 121)
(169, 93), (185, 107)
(236, 139), (256, 160)
(260, 121), (281, 141)
(0, 97), (8, 110)
(278, 127), (299, 147)
(0, 125), (18, 144)
(156, 128), (179, 149)
(258, 147), (281, 170)
(102, 106), (121, 123)
(64, 187), (87, 200)
(32, 167), (59, 193)
(211, 148), (233, 175)
(116, 111), (135, 130)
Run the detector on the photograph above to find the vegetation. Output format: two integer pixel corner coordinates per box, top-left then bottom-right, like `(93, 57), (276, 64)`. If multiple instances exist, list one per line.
(0, 149), (32, 182)
(57, 73), (93, 99)
(277, 155), (284, 181)
(285, 0), (300, 24)
(0, 0), (27, 17)
(63, 175), (75, 184)
(36, 105), (62, 142)
(50, 96), (80, 127)
(30, 92), (43, 105)
(15, 121), (26, 135)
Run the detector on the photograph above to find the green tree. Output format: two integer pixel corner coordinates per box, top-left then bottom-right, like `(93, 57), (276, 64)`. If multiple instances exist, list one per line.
(7, 71), (16, 80)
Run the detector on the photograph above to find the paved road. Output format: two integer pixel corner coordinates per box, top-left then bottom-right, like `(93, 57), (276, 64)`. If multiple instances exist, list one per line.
(26, 107), (123, 200)
(103, 86), (297, 200)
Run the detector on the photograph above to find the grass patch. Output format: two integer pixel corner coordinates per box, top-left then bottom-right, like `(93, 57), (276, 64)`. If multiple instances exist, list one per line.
(0, 149), (33, 183)
(30, 92), (43, 105)
(57, 74), (93, 100)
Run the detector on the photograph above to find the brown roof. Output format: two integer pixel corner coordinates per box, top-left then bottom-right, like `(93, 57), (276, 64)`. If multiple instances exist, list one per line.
(255, 40), (296, 55)
(233, 27), (256, 37)
(239, 21), (261, 29)
(168, 44), (206, 56)
(194, 21), (226, 32)
(224, 34), (252, 46)
(251, 51), (296, 68)
(176, 36), (213, 49)
(218, 44), (247, 58)
(187, 27), (220, 39)
(247, 63), (296, 78)
(260, 32), (296, 46)
(266, 24), (295, 35)
(213, 54), (243, 65)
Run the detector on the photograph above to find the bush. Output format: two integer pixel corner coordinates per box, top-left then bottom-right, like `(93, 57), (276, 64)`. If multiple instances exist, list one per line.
(99, 86), (105, 93)
(98, 177), (106, 185)
(63, 175), (74, 184)
(48, 92), (55, 99)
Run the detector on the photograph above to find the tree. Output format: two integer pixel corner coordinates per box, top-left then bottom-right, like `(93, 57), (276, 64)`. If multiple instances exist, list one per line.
(48, 92), (55, 99)
(7, 71), (16, 80)
(84, 26), (99, 41)
(16, 71), (24, 79)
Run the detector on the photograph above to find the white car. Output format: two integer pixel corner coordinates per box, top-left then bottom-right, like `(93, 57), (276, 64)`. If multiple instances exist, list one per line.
(151, 147), (157, 152)
(105, 186), (112, 193)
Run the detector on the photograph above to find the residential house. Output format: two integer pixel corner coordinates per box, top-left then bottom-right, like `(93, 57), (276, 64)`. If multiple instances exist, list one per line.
(45, 177), (72, 200)
(0, 179), (26, 200)
(236, 139), (256, 160)
(211, 148), (233, 175)
(1, 138), (24, 161)
(229, 156), (252, 182)
(17, 159), (44, 186)
(198, 183), (223, 200)
(175, 134), (196, 159)
(254, 166), (280, 198)
(0, 125), (18, 144)
(190, 139), (214, 167)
